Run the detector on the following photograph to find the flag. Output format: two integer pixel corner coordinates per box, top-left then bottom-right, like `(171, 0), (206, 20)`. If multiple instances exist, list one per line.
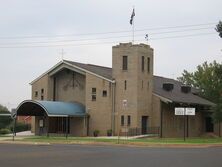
(130, 8), (135, 25)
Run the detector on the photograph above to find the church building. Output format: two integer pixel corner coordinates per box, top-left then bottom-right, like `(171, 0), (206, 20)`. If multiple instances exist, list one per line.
(16, 43), (220, 137)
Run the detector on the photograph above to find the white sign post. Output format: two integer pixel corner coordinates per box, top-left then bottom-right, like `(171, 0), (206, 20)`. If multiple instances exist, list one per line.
(174, 107), (196, 141)
(185, 108), (195, 115)
(175, 107), (185, 115)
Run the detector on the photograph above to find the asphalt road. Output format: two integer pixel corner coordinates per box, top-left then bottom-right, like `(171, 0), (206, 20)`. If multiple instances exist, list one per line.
(0, 144), (221, 167)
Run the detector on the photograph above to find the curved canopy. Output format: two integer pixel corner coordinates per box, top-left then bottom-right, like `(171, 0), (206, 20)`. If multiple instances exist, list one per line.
(16, 100), (86, 117)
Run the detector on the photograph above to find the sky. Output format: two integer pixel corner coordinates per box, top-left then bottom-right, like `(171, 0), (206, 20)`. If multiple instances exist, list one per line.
(0, 0), (221, 110)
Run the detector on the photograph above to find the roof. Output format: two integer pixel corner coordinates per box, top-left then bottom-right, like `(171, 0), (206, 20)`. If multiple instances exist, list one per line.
(64, 60), (113, 80)
(153, 76), (214, 106)
(30, 60), (114, 84)
(16, 100), (86, 117)
(31, 60), (214, 106)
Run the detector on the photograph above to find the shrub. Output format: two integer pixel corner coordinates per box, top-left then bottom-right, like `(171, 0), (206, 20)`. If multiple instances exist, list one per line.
(93, 130), (100, 137)
(107, 129), (112, 136)
(0, 128), (11, 135)
(9, 122), (31, 133)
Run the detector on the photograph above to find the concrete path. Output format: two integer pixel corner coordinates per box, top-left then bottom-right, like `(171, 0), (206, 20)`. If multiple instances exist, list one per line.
(0, 131), (34, 141)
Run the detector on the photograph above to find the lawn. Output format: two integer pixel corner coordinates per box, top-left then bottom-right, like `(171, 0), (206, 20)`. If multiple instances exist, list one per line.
(18, 136), (222, 145)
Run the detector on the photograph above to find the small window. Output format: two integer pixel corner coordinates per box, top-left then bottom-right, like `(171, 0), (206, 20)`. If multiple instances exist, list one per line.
(102, 90), (107, 97)
(147, 57), (150, 73)
(92, 95), (96, 101)
(41, 95), (44, 100)
(124, 80), (127, 90)
(121, 115), (124, 126)
(35, 91), (38, 97)
(127, 115), (131, 126)
(142, 56), (145, 72)
(142, 80), (144, 89)
(92, 88), (96, 101)
(92, 88), (96, 94)
(122, 56), (128, 70)
(41, 89), (44, 94)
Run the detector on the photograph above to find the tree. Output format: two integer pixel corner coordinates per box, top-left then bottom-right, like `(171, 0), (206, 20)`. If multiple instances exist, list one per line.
(0, 104), (12, 129)
(178, 61), (222, 136)
(215, 21), (222, 38)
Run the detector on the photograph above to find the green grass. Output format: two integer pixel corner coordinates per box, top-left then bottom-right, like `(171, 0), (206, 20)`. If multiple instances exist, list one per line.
(19, 136), (222, 145)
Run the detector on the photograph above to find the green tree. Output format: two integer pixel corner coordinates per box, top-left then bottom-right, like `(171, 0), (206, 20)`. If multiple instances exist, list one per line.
(178, 61), (222, 136)
(216, 21), (222, 38)
(0, 104), (12, 129)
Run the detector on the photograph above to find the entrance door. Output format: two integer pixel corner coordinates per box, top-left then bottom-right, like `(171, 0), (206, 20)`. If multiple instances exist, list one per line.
(141, 116), (148, 134)
(205, 117), (214, 132)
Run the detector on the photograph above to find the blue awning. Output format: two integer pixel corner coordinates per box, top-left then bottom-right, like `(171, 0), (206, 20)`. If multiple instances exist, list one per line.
(16, 100), (86, 117)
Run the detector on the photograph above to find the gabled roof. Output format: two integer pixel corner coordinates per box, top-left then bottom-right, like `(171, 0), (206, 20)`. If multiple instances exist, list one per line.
(64, 60), (112, 80)
(31, 60), (214, 106)
(30, 60), (114, 84)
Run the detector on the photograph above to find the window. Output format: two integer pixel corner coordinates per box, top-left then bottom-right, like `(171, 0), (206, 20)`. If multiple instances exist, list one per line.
(122, 56), (128, 70)
(142, 56), (145, 72)
(121, 115), (124, 126)
(127, 115), (131, 126)
(124, 80), (127, 90)
(147, 57), (150, 73)
(41, 95), (44, 100)
(35, 91), (38, 97)
(147, 81), (150, 90)
(142, 80), (144, 89)
(92, 88), (96, 101)
(41, 89), (44, 94)
(102, 90), (107, 97)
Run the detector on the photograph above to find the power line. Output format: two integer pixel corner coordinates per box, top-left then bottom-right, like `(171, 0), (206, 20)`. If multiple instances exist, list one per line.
(0, 32), (216, 48)
(0, 22), (216, 40)
(0, 27), (214, 45)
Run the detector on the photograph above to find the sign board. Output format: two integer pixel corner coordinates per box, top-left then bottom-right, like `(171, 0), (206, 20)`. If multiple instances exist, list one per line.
(185, 108), (195, 115)
(11, 109), (17, 119)
(39, 120), (44, 127)
(122, 100), (127, 108)
(175, 107), (185, 115)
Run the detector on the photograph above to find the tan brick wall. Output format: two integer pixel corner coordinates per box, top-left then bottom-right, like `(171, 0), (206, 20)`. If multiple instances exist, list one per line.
(54, 70), (85, 104)
(214, 122), (222, 136)
(70, 117), (87, 136)
(150, 95), (161, 127)
(112, 43), (153, 134)
(32, 74), (49, 101)
(31, 74), (50, 133)
(85, 73), (112, 136)
(161, 103), (204, 138)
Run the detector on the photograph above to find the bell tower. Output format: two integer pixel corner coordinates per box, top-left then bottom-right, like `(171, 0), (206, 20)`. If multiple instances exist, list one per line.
(112, 43), (154, 135)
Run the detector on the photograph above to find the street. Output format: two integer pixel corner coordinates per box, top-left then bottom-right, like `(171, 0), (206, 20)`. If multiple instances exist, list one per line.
(0, 144), (221, 167)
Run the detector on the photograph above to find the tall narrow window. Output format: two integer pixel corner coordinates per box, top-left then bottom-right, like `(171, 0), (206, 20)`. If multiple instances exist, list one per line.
(142, 56), (145, 72)
(122, 56), (128, 70)
(35, 91), (38, 97)
(121, 115), (124, 126)
(127, 115), (131, 126)
(102, 90), (107, 97)
(41, 88), (44, 94)
(142, 80), (144, 89)
(92, 88), (96, 101)
(147, 57), (150, 73)
(124, 80), (127, 90)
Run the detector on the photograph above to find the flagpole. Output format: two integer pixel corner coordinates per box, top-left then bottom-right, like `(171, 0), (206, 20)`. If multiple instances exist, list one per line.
(132, 16), (134, 44)
(132, 7), (135, 44)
